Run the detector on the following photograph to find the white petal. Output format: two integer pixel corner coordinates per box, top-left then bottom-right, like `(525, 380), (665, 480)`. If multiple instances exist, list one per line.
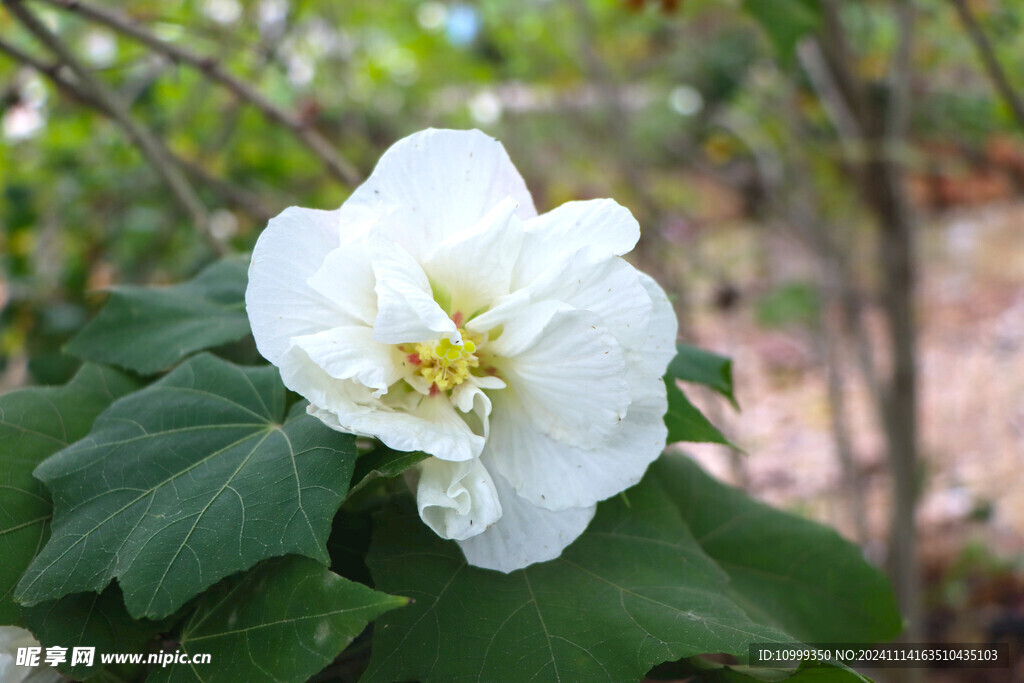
(246, 206), (348, 365)
(403, 372), (434, 396)
(636, 271), (679, 374)
(450, 379), (486, 415)
(0, 626), (61, 683)
(450, 376), (503, 440)
(0, 625), (40, 654)
(306, 241), (378, 326)
(518, 250), (653, 353)
(514, 199), (640, 288)
(342, 129), (537, 258)
(416, 457), (502, 541)
(467, 296), (567, 358)
(282, 349), (483, 461)
(290, 325), (406, 397)
(458, 469), (595, 573)
(331, 396), (482, 462)
(487, 368), (667, 510)
(467, 374), (506, 391)
(422, 196), (524, 314)
(364, 394), (484, 462)
(500, 309), (630, 448)
(370, 235), (459, 345)
(23, 668), (63, 683)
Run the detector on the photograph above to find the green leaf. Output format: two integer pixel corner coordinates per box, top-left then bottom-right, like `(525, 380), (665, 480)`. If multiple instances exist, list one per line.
(148, 556), (408, 683)
(327, 509), (374, 586)
(772, 661), (871, 683)
(65, 258), (251, 375)
(21, 585), (164, 680)
(668, 343), (738, 409)
(349, 447), (429, 497)
(652, 656), (871, 682)
(740, 0), (822, 65)
(15, 354), (357, 620)
(0, 364), (138, 625)
(754, 282), (820, 329)
(364, 471), (796, 683)
(665, 378), (732, 446)
(658, 454), (902, 643)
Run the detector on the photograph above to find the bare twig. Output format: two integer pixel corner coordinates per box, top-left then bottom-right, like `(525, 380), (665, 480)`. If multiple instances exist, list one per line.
(878, 4), (923, 661)
(887, 0), (915, 144)
(793, 38), (884, 409)
(745, 71), (875, 542)
(0, 37), (275, 223)
(818, 0), (923, 660)
(564, 0), (700, 336)
(797, 38), (863, 159)
(0, 36), (112, 116)
(32, 0), (362, 186)
(203, 5), (297, 155)
(176, 158), (275, 221)
(818, 0), (869, 127)
(948, 0), (1024, 133)
(838, 284), (882, 409)
(3, 0), (226, 254)
(817, 266), (870, 545)
(0, 37), (65, 89)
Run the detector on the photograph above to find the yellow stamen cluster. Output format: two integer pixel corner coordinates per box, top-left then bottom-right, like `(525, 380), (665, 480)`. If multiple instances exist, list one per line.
(409, 331), (481, 392)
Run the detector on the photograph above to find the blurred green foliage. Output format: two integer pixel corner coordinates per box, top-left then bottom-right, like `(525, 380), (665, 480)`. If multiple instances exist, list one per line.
(1, 0), (1022, 386)
(755, 281), (820, 329)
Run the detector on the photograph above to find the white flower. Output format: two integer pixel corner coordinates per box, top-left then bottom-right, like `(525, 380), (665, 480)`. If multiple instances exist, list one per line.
(0, 626), (62, 683)
(246, 128), (677, 572)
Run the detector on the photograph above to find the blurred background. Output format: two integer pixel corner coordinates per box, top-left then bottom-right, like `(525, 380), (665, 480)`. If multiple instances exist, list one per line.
(1, 0), (1022, 680)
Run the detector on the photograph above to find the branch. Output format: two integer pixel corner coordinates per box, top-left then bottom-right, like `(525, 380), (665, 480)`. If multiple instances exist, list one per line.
(0, 37), (275, 223)
(809, 6), (924, 660)
(948, 0), (1024, 133)
(797, 38), (863, 159)
(0, 37), (66, 90)
(817, 0), (869, 129)
(176, 158), (275, 222)
(33, 0), (362, 186)
(2, 0), (226, 255)
(887, 0), (914, 145)
(203, 5), (299, 155)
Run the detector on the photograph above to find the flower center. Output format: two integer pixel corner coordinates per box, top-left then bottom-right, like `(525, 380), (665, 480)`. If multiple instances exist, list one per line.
(402, 328), (482, 393)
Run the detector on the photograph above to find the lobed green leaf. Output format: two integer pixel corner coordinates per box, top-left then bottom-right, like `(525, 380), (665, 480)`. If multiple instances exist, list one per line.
(21, 585), (164, 680)
(15, 354), (357, 620)
(0, 363), (138, 625)
(659, 454), (902, 644)
(65, 258), (251, 375)
(364, 463), (795, 683)
(148, 556), (408, 683)
(365, 453), (899, 682)
(652, 656), (871, 682)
